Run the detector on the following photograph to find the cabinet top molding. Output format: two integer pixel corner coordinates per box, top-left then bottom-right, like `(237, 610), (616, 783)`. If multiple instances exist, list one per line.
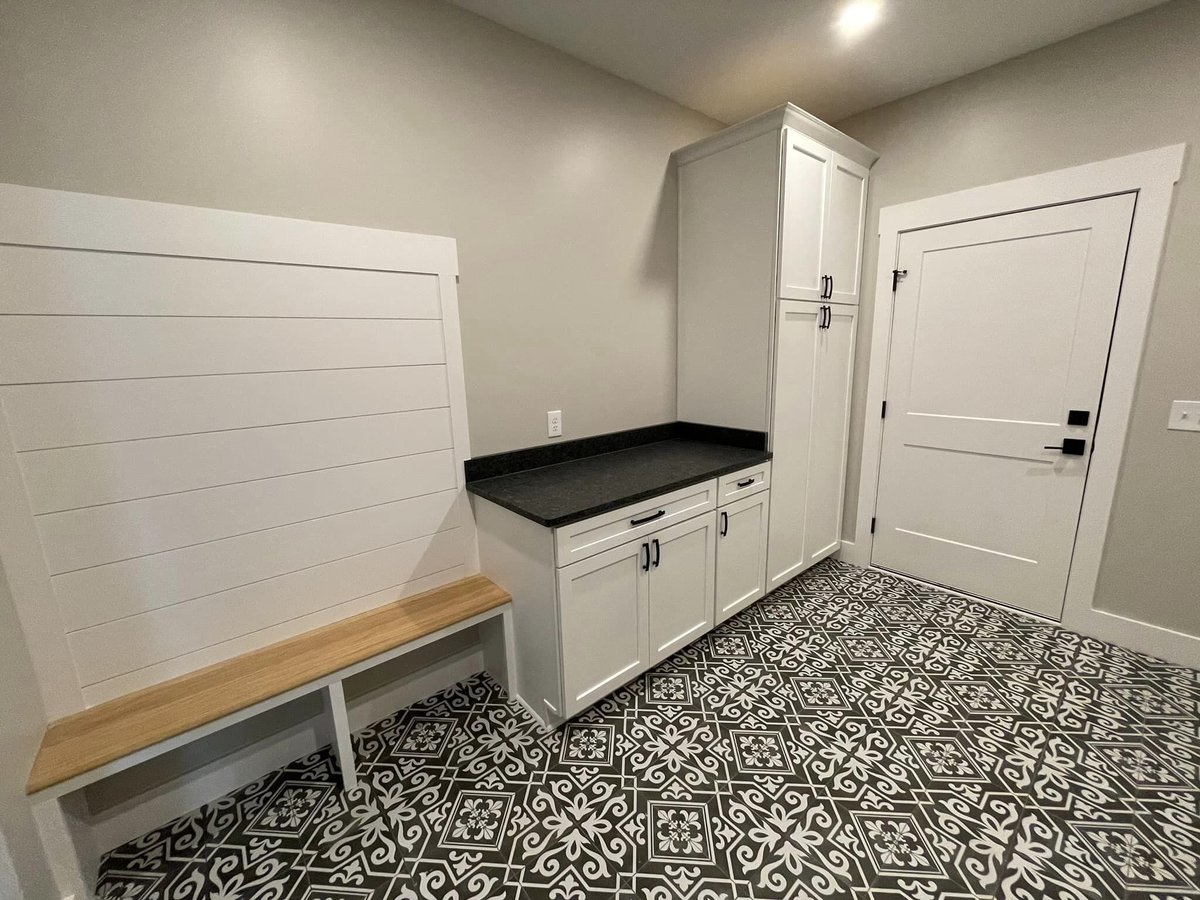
(672, 103), (879, 170)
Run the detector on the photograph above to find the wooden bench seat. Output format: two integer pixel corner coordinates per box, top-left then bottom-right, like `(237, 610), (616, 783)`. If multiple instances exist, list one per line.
(27, 573), (511, 797)
(24, 574), (512, 899)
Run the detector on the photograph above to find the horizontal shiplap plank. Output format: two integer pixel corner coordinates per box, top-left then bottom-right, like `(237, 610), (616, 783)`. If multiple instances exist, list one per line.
(0, 183), (458, 275)
(36, 451), (457, 574)
(22, 408), (453, 513)
(68, 527), (469, 686)
(2, 367), (449, 451)
(79, 564), (470, 706)
(0, 245), (441, 318)
(0, 317), (445, 383)
(54, 490), (462, 631)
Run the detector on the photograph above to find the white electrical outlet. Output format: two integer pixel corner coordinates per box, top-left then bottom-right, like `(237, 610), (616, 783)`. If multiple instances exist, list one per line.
(547, 410), (563, 438)
(1168, 400), (1200, 432)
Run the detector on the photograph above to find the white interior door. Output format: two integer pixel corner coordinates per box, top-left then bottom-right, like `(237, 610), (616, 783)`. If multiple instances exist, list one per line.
(648, 512), (716, 664)
(557, 539), (649, 716)
(778, 129), (831, 301)
(824, 153), (868, 304)
(804, 304), (856, 566)
(872, 194), (1136, 618)
(716, 492), (769, 623)
(767, 300), (821, 590)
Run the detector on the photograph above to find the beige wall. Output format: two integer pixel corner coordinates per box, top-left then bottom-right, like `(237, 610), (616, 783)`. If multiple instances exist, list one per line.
(0, 0), (719, 457)
(0, 564), (53, 900)
(837, 0), (1200, 637)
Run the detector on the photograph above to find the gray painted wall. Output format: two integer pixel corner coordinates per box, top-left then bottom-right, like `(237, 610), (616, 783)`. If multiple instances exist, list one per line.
(836, 0), (1200, 637)
(0, 0), (719, 457)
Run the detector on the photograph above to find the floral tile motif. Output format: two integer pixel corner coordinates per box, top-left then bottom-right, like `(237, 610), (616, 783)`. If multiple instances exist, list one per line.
(439, 790), (515, 851)
(646, 672), (693, 705)
(851, 811), (945, 877)
(392, 716), (455, 758)
(647, 801), (714, 864)
(97, 559), (1200, 900)
(730, 729), (794, 774)
(559, 722), (615, 767)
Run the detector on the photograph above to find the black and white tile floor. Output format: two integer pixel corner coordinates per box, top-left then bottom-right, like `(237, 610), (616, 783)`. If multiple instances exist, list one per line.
(97, 560), (1200, 899)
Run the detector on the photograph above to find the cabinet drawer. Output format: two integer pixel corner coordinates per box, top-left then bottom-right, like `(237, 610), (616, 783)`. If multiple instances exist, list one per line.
(718, 462), (771, 504)
(554, 480), (718, 568)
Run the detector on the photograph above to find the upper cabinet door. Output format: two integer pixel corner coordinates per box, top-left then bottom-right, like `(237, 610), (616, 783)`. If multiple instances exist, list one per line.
(778, 128), (833, 301)
(647, 511), (716, 665)
(824, 153), (869, 305)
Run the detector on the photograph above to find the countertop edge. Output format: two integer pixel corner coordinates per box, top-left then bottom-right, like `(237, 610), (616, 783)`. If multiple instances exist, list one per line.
(466, 452), (772, 529)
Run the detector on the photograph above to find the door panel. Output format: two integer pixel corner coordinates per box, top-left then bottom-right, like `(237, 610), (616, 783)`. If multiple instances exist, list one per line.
(872, 194), (1135, 618)
(648, 512), (716, 664)
(804, 305), (856, 565)
(825, 154), (868, 304)
(767, 300), (821, 590)
(557, 539), (649, 716)
(716, 492), (770, 623)
(778, 129), (831, 301)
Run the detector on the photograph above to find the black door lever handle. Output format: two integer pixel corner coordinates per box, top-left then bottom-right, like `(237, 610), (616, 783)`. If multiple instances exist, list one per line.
(1044, 438), (1086, 456)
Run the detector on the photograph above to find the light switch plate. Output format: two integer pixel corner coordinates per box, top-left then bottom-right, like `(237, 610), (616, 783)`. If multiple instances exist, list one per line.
(1168, 400), (1200, 432)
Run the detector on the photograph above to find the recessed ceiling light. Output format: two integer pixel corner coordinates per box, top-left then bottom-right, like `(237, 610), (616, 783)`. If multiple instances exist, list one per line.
(836, 0), (883, 39)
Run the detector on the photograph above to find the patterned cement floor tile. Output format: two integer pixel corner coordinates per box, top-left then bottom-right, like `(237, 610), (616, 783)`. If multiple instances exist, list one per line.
(96, 560), (1200, 900)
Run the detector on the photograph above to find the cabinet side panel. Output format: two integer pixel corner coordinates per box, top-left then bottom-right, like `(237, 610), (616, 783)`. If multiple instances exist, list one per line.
(473, 498), (561, 721)
(677, 131), (781, 431)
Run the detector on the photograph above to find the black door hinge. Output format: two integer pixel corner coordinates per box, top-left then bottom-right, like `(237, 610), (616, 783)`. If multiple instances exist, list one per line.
(881, 400), (887, 419)
(892, 268), (908, 292)
(870, 517), (877, 534)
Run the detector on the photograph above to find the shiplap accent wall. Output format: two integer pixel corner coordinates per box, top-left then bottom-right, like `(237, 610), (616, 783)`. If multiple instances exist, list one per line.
(0, 184), (476, 715)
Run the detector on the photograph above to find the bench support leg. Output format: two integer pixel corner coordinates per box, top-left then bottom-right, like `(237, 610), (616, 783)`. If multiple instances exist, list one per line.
(321, 681), (359, 793)
(31, 790), (97, 900)
(479, 607), (516, 697)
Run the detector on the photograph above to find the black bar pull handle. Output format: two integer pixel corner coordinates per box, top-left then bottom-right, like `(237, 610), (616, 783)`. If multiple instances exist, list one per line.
(651, 538), (661, 568)
(720, 510), (728, 537)
(829, 275), (834, 297)
(630, 509), (666, 527)
(736, 477), (755, 487)
(641, 542), (650, 571)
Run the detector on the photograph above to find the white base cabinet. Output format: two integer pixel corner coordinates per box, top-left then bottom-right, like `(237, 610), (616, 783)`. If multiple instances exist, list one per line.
(716, 490), (770, 623)
(475, 463), (769, 728)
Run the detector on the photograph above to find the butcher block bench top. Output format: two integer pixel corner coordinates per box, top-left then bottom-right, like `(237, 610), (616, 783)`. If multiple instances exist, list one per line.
(26, 574), (510, 795)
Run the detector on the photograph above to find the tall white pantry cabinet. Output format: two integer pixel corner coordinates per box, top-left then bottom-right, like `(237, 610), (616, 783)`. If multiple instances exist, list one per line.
(675, 104), (878, 590)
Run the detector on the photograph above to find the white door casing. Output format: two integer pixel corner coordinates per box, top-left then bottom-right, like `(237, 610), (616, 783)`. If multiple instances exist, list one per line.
(715, 491), (770, 623)
(648, 511), (716, 664)
(871, 195), (1134, 618)
(848, 145), (1193, 667)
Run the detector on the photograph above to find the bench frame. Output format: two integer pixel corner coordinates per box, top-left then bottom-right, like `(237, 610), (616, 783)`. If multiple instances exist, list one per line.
(30, 604), (515, 900)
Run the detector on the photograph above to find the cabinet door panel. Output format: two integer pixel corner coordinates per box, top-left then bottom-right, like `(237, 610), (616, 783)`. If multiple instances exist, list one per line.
(804, 306), (856, 565)
(648, 512), (716, 665)
(825, 153), (868, 304)
(767, 300), (822, 590)
(778, 129), (832, 301)
(557, 540), (649, 717)
(716, 492), (770, 623)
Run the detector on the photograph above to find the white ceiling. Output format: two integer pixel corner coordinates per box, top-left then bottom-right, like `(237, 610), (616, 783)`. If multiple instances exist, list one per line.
(449, 0), (1167, 124)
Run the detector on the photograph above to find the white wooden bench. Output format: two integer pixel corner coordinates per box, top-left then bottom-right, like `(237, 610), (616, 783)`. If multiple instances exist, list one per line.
(24, 574), (513, 900)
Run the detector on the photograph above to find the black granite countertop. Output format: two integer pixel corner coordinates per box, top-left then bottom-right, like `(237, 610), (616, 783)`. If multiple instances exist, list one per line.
(466, 428), (771, 528)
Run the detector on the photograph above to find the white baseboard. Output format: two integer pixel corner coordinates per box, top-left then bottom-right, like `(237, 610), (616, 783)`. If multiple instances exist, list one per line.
(85, 631), (484, 854)
(835, 539), (870, 567)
